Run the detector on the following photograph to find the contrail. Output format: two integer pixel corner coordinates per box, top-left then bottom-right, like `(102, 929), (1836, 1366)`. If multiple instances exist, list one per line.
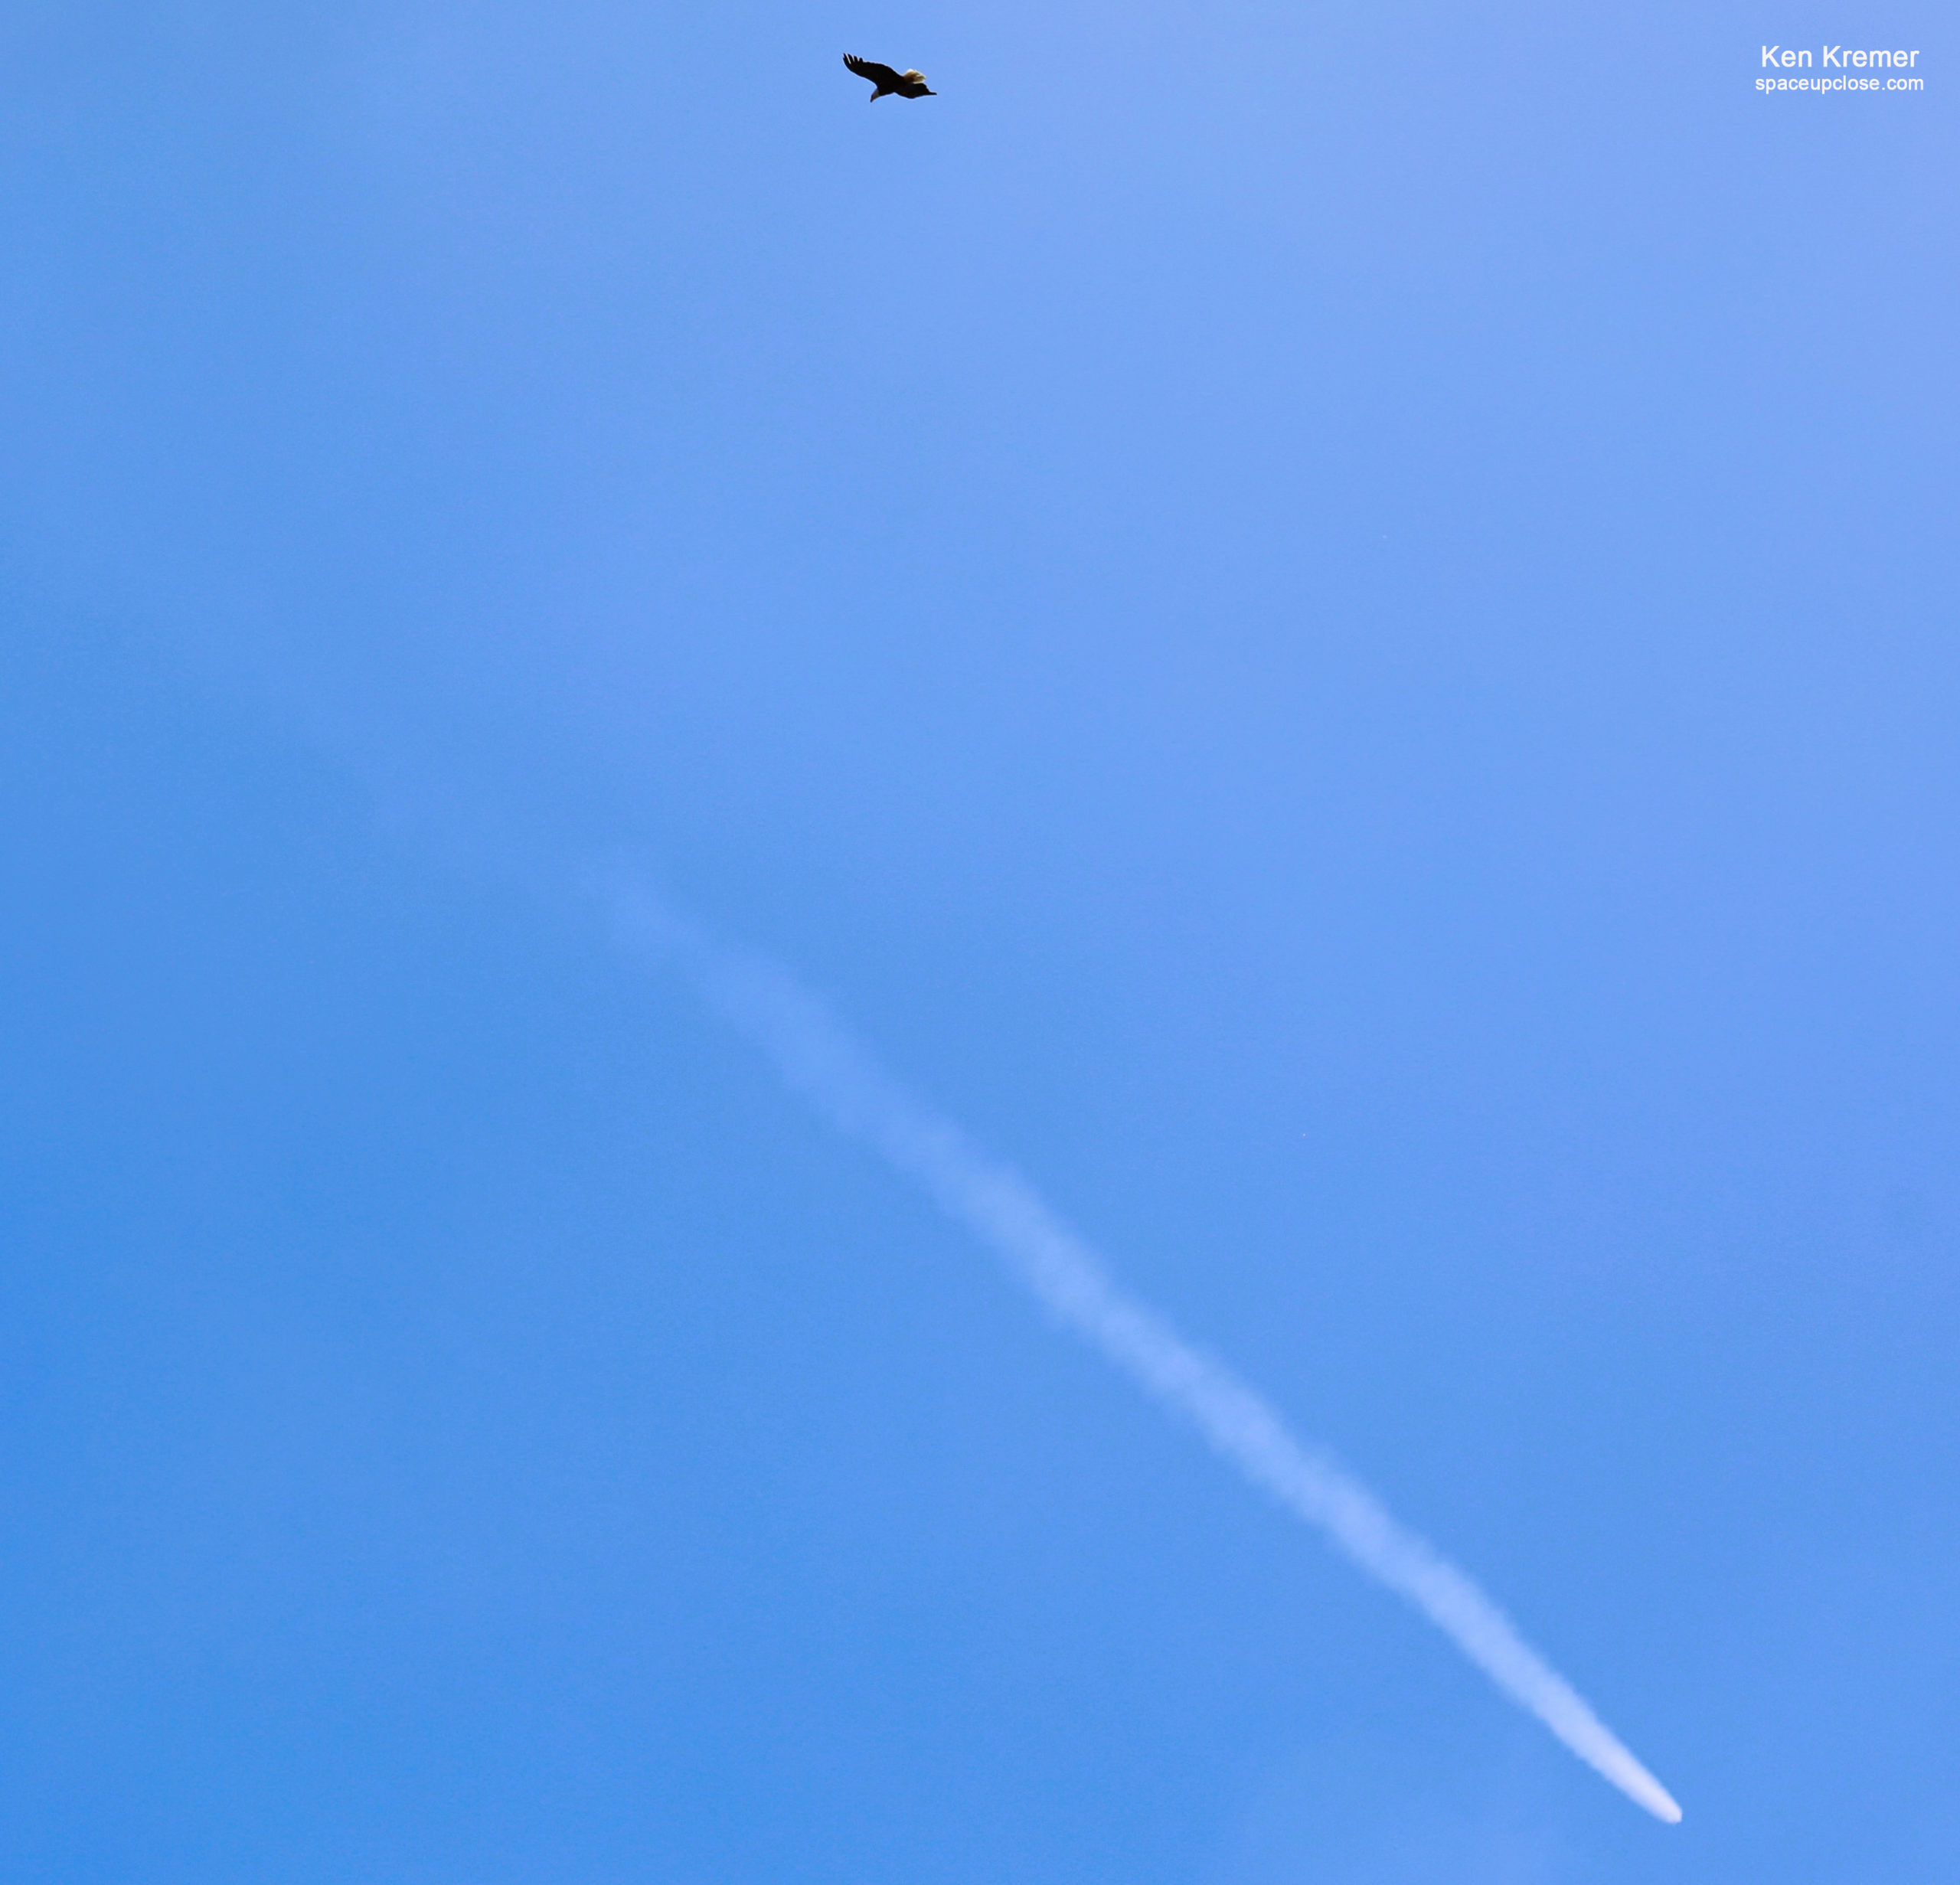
(599, 874), (1682, 1825)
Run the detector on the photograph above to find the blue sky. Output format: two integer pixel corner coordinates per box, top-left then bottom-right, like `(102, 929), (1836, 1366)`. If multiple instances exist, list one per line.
(4, 1), (1955, 1880)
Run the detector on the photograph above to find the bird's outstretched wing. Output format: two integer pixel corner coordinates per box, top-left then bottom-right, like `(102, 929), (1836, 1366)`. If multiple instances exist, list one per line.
(844, 54), (903, 87)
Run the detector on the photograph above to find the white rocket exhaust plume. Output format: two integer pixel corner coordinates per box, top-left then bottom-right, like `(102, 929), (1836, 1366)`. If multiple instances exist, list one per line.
(599, 876), (1682, 1825)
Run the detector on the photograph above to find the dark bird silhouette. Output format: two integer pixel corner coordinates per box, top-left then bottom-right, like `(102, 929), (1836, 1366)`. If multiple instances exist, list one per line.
(844, 54), (936, 100)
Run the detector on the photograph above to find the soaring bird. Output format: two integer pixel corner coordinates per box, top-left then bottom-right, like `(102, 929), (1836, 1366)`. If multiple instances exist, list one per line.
(843, 54), (936, 100)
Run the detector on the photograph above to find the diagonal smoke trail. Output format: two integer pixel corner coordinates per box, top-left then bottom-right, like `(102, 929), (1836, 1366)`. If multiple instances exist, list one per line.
(599, 874), (1681, 1825)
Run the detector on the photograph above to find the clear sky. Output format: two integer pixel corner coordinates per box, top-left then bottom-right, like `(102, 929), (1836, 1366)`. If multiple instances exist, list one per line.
(3, 2), (1955, 1880)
